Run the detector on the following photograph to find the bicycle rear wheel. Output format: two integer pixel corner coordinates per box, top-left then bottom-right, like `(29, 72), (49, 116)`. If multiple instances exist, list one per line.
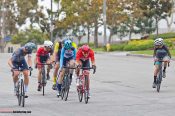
(84, 76), (89, 104)
(21, 79), (25, 107)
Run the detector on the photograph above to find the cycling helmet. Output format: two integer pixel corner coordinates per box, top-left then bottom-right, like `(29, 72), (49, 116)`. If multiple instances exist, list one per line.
(64, 39), (72, 49)
(154, 38), (164, 46)
(81, 44), (90, 56)
(44, 40), (53, 49)
(24, 42), (36, 54)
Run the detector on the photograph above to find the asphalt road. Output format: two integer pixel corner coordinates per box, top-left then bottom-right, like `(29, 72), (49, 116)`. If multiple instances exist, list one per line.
(1, 52), (175, 116)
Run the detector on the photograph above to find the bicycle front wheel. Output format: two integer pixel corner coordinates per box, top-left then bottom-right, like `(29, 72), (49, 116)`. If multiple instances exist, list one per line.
(17, 81), (21, 106)
(84, 76), (89, 104)
(77, 87), (83, 102)
(21, 79), (25, 107)
(64, 76), (70, 101)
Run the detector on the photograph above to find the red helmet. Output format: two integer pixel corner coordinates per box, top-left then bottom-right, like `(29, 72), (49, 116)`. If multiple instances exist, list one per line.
(81, 44), (90, 56)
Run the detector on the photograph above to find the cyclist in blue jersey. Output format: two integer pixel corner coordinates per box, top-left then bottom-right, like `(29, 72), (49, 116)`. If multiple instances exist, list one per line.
(57, 39), (76, 96)
(8, 42), (36, 97)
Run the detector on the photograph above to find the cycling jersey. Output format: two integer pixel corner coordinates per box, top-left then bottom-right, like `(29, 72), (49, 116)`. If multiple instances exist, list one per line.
(153, 45), (171, 58)
(76, 48), (95, 62)
(60, 47), (76, 68)
(11, 47), (31, 70)
(36, 47), (52, 63)
(11, 47), (31, 63)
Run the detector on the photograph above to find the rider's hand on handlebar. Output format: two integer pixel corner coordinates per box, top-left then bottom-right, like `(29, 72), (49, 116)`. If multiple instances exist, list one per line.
(76, 64), (81, 69)
(92, 65), (96, 74)
(29, 67), (33, 71)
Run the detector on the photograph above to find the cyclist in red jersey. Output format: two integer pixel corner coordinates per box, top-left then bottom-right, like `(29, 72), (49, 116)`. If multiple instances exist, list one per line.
(75, 44), (96, 98)
(35, 40), (53, 91)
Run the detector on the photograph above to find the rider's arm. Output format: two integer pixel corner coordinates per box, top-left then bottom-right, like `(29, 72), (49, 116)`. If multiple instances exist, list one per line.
(8, 58), (13, 69)
(90, 49), (95, 65)
(165, 46), (171, 58)
(75, 49), (81, 65)
(27, 54), (32, 67)
(153, 47), (156, 57)
(59, 48), (65, 69)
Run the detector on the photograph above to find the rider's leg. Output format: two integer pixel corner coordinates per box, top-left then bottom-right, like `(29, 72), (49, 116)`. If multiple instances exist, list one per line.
(69, 59), (75, 82)
(46, 65), (51, 80)
(37, 68), (42, 91)
(13, 70), (20, 91)
(52, 62), (59, 90)
(153, 62), (159, 88)
(23, 70), (29, 92)
(57, 68), (65, 96)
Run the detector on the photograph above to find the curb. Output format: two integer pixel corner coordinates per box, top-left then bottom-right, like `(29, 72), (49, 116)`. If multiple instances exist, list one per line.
(126, 53), (153, 58)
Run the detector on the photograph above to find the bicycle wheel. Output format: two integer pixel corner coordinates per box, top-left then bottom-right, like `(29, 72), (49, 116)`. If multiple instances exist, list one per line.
(60, 80), (65, 99)
(41, 68), (46, 96)
(64, 76), (70, 101)
(157, 70), (162, 93)
(21, 79), (25, 107)
(77, 87), (83, 102)
(17, 81), (21, 106)
(84, 76), (89, 104)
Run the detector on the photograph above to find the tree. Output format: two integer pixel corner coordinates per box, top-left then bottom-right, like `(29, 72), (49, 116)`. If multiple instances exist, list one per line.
(0, 0), (39, 52)
(11, 28), (46, 45)
(55, 0), (103, 48)
(140, 0), (173, 36)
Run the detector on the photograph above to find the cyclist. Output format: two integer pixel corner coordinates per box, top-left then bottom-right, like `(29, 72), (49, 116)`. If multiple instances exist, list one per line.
(8, 42), (36, 98)
(35, 40), (53, 91)
(57, 39), (76, 96)
(75, 44), (96, 98)
(52, 39), (63, 90)
(152, 38), (171, 88)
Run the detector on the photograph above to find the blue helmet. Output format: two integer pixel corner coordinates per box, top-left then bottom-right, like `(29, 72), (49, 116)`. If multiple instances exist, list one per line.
(64, 40), (72, 49)
(24, 42), (36, 54)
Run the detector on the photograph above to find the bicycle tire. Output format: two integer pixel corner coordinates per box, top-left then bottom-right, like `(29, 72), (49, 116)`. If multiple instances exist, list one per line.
(17, 81), (21, 106)
(21, 79), (25, 107)
(64, 75), (70, 101)
(156, 68), (162, 93)
(157, 83), (160, 92)
(77, 88), (83, 102)
(84, 76), (89, 104)
(41, 67), (46, 96)
(61, 88), (65, 99)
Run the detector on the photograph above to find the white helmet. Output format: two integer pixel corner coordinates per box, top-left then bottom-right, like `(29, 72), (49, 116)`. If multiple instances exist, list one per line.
(44, 40), (53, 48)
(154, 38), (163, 46)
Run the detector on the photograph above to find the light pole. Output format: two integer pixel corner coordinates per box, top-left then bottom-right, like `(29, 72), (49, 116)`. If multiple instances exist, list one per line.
(103, 0), (107, 46)
(50, 0), (54, 42)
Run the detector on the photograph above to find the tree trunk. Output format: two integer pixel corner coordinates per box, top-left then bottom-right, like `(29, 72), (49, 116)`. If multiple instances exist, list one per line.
(87, 26), (90, 44)
(94, 21), (98, 48)
(129, 29), (132, 40)
(108, 28), (113, 43)
(156, 17), (159, 38)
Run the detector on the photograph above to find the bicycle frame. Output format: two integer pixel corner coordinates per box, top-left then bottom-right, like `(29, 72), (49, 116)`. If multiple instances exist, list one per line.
(37, 63), (50, 96)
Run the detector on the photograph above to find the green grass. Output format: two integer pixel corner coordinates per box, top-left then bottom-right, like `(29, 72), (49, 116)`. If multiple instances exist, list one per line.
(132, 49), (175, 57)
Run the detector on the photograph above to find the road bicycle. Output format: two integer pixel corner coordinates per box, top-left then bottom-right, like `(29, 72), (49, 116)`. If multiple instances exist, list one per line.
(15, 68), (31, 107)
(76, 67), (95, 104)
